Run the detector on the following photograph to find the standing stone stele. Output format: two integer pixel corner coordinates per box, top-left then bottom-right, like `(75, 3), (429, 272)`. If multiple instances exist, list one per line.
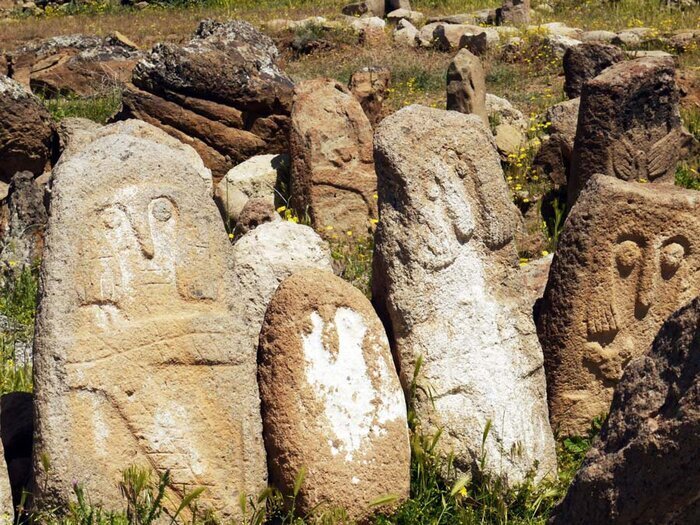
(372, 105), (556, 483)
(446, 49), (488, 126)
(290, 78), (377, 236)
(258, 270), (410, 523)
(32, 128), (267, 519)
(536, 174), (700, 436)
(568, 57), (698, 206)
(551, 297), (700, 524)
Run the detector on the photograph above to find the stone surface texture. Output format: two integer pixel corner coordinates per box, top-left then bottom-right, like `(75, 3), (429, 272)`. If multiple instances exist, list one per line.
(551, 296), (700, 524)
(348, 66), (391, 127)
(496, 0), (530, 25)
(372, 105), (556, 483)
(290, 78), (377, 236)
(215, 154), (289, 225)
(563, 42), (625, 99)
(446, 49), (488, 125)
(532, 97), (580, 187)
(536, 174), (700, 436)
(32, 129), (267, 519)
(569, 57), (699, 205)
(258, 270), (410, 522)
(119, 19), (294, 178)
(7, 34), (140, 97)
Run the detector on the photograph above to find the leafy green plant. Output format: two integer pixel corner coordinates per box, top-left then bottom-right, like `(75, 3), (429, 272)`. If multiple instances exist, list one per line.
(675, 163), (700, 190)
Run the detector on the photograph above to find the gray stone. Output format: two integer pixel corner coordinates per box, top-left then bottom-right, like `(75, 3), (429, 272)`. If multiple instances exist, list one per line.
(372, 105), (556, 483)
(215, 154), (289, 225)
(446, 49), (488, 125)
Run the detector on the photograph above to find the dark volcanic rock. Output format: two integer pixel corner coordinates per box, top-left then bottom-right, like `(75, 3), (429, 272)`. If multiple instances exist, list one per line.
(563, 42), (625, 99)
(7, 34), (141, 97)
(0, 76), (56, 181)
(1, 393), (33, 510)
(120, 19), (294, 178)
(551, 296), (700, 525)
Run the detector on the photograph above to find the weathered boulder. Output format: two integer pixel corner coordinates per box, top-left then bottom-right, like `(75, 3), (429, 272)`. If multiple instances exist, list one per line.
(386, 8), (423, 26)
(231, 221), (333, 373)
(119, 20), (294, 179)
(214, 154), (289, 225)
(392, 19), (418, 47)
(1, 393), (32, 511)
(0, 171), (48, 272)
(258, 270), (410, 522)
(580, 30), (617, 43)
(532, 97), (580, 187)
(496, 0), (530, 25)
(342, 0), (384, 17)
(544, 34), (582, 58)
(0, 75), (55, 181)
(56, 117), (101, 160)
(550, 297), (700, 524)
(235, 197), (280, 237)
(486, 93), (528, 131)
(569, 57), (699, 206)
(536, 174), (700, 436)
(494, 122), (524, 157)
(7, 34), (140, 97)
(32, 130), (267, 519)
(563, 42), (625, 99)
(372, 105), (557, 483)
(446, 49), (488, 125)
(433, 24), (499, 52)
(290, 78), (377, 236)
(348, 66), (391, 127)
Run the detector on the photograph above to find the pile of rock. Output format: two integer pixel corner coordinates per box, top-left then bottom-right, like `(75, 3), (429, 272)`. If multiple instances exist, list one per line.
(119, 20), (294, 179)
(5, 33), (141, 97)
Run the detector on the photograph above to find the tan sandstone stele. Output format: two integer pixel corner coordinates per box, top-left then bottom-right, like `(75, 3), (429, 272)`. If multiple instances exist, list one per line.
(258, 270), (410, 523)
(32, 128), (266, 519)
(537, 173), (700, 436)
(290, 78), (378, 237)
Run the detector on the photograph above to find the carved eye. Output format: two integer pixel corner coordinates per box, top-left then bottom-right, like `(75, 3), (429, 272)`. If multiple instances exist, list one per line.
(151, 198), (174, 222)
(660, 242), (686, 278)
(615, 240), (642, 275)
(102, 207), (123, 229)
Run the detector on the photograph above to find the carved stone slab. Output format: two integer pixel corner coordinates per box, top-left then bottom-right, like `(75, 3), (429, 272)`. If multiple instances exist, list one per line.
(372, 105), (556, 483)
(32, 129), (266, 519)
(290, 78), (378, 237)
(258, 270), (410, 522)
(569, 57), (698, 206)
(537, 174), (700, 435)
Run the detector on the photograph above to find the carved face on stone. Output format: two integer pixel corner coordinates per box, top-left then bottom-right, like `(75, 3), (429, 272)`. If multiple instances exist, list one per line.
(405, 149), (518, 271)
(538, 174), (700, 435)
(584, 228), (696, 383)
(78, 183), (221, 326)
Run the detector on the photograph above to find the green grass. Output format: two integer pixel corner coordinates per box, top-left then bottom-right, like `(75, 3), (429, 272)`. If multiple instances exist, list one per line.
(675, 163), (700, 190)
(42, 89), (122, 124)
(0, 266), (38, 395)
(329, 236), (374, 298)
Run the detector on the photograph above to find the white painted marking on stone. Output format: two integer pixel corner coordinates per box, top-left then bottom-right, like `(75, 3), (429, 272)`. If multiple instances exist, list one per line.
(302, 308), (405, 462)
